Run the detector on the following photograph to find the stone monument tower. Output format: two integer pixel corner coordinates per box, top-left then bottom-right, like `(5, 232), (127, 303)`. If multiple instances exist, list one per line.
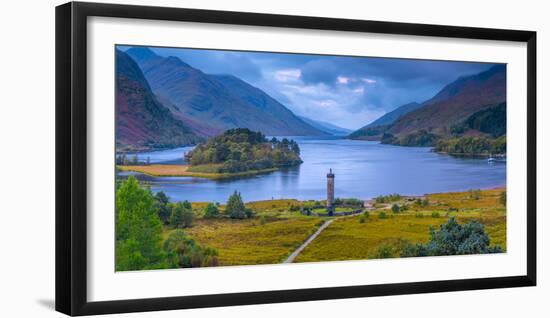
(327, 168), (335, 216)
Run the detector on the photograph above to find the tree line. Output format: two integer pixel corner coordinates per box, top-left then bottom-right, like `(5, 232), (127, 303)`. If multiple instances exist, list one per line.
(187, 128), (302, 173)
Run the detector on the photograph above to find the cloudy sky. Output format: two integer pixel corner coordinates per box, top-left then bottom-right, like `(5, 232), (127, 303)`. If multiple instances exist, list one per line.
(134, 46), (498, 130)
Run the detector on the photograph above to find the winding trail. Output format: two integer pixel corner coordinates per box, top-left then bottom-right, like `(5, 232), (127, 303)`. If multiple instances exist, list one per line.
(283, 219), (335, 263)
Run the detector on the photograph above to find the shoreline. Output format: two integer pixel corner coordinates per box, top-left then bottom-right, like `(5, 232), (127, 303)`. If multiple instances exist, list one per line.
(118, 164), (278, 180)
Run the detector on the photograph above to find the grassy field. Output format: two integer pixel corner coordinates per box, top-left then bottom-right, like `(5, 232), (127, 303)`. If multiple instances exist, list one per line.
(294, 188), (506, 263)
(157, 188), (505, 266)
(170, 216), (323, 266)
(118, 164), (277, 179)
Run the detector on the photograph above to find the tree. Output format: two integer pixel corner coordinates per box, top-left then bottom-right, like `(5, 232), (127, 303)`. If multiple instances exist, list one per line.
(154, 191), (171, 224)
(203, 202), (220, 218)
(116, 176), (167, 271)
(169, 202), (194, 228)
(226, 191), (248, 219)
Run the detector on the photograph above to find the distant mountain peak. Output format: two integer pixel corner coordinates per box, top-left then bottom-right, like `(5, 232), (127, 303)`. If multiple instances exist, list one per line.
(164, 56), (191, 67)
(125, 46), (159, 60)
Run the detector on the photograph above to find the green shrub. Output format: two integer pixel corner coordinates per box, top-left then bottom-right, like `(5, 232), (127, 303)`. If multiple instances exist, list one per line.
(203, 202), (220, 218)
(164, 230), (218, 268)
(431, 212), (441, 218)
(415, 213), (424, 218)
(289, 205), (300, 212)
(359, 215), (366, 223)
(370, 245), (395, 259)
(378, 212), (387, 219)
(391, 204), (400, 213)
(400, 217), (502, 257)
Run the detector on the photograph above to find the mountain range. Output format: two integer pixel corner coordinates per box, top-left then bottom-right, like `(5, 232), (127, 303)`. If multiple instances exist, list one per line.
(115, 50), (203, 151)
(298, 116), (352, 136)
(348, 64), (506, 143)
(125, 47), (325, 137)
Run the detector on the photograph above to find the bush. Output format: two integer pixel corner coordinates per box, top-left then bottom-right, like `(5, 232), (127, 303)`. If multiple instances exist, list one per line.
(415, 213), (424, 218)
(363, 211), (370, 218)
(378, 212), (387, 219)
(431, 212), (440, 218)
(164, 230), (218, 268)
(170, 202), (194, 228)
(415, 198), (429, 206)
(400, 217), (502, 257)
(289, 205), (300, 212)
(391, 204), (400, 213)
(203, 202), (220, 218)
(359, 215), (367, 223)
(370, 245), (395, 259)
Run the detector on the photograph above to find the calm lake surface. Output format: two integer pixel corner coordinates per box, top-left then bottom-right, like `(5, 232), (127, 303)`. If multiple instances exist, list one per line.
(118, 137), (506, 203)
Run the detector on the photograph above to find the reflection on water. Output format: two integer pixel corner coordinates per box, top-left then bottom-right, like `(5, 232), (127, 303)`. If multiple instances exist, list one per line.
(118, 137), (506, 203)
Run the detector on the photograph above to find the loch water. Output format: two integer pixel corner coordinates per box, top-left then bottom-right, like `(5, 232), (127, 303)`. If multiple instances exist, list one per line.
(117, 137), (506, 203)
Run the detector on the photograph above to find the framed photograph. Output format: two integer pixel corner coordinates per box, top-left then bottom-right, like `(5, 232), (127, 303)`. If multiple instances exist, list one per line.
(55, 1), (536, 316)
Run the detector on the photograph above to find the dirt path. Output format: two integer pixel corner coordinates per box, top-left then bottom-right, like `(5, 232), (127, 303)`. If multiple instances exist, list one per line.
(283, 219), (335, 263)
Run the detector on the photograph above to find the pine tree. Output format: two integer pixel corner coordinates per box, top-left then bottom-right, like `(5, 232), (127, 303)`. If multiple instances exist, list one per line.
(116, 176), (167, 270)
(226, 191), (247, 219)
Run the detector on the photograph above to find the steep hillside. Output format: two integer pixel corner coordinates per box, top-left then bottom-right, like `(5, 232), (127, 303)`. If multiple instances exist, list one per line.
(348, 101), (421, 140)
(366, 102), (422, 128)
(126, 47), (325, 136)
(388, 64), (506, 136)
(115, 50), (202, 151)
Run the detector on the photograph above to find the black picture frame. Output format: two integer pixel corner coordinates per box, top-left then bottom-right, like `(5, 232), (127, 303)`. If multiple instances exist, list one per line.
(55, 1), (537, 316)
